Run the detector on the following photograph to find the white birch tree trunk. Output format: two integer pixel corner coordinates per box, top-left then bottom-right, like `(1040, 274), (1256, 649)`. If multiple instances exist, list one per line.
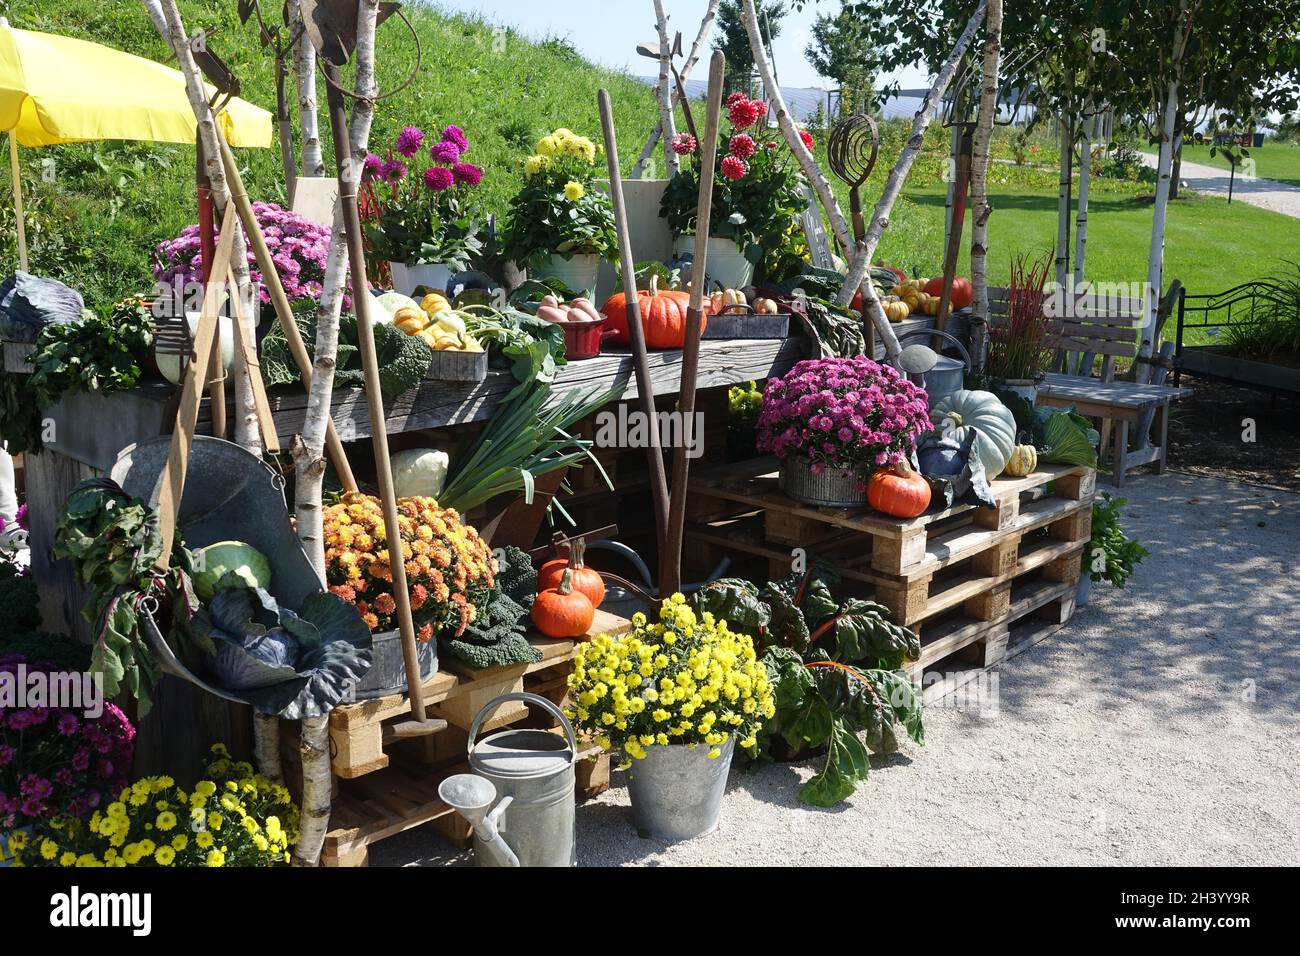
(632, 0), (719, 178)
(291, 0), (381, 870)
(1055, 117), (1072, 289)
(290, 0), (326, 178)
(152, 0), (261, 454)
(148, 0), (279, 784)
(1073, 113), (1092, 291)
(970, 0), (1002, 342)
(652, 0), (680, 176)
(1140, 0), (1193, 384)
(830, 0), (988, 361)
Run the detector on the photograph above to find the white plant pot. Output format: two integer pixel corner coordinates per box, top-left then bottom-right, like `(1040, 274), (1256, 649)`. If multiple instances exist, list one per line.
(388, 261), (453, 297)
(673, 234), (755, 290)
(532, 253), (600, 297)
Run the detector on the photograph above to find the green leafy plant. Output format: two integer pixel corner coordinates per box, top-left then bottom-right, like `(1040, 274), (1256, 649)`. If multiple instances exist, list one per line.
(442, 546), (543, 669)
(260, 305), (431, 401)
(689, 564), (923, 806)
(0, 298), (154, 453)
(53, 479), (197, 716)
(500, 128), (617, 269)
(1086, 493), (1148, 587)
(1000, 392), (1100, 468)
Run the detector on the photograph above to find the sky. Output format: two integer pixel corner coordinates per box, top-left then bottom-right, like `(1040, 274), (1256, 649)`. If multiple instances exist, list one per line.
(424, 0), (931, 93)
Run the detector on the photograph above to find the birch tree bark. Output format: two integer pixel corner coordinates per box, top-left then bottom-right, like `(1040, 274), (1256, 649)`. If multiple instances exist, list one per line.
(151, 0), (262, 454)
(969, 0), (1002, 334)
(289, 0), (327, 178)
(147, 0), (280, 782)
(1073, 112), (1092, 291)
(291, 0), (381, 870)
(831, 0), (988, 362)
(632, 0), (719, 178)
(1055, 117), (1072, 289)
(652, 0), (680, 176)
(293, 1), (380, 583)
(1140, 0), (1194, 383)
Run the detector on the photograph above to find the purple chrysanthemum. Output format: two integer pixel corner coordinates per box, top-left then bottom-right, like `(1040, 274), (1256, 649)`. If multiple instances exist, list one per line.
(429, 140), (461, 163)
(380, 159), (408, 184)
(452, 162), (482, 186)
(395, 125), (425, 157)
(424, 166), (455, 192)
(441, 124), (469, 153)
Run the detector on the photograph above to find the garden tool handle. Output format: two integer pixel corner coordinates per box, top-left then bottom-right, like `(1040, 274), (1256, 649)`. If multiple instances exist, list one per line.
(467, 692), (577, 758)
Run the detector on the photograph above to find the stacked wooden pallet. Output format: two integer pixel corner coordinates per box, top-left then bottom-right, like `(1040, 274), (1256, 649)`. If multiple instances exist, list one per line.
(685, 458), (1096, 694)
(305, 609), (631, 866)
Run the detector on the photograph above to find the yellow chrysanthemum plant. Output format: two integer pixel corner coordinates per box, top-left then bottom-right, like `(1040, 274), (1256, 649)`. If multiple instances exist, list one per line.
(565, 594), (775, 768)
(501, 127), (617, 271)
(15, 745), (300, 868)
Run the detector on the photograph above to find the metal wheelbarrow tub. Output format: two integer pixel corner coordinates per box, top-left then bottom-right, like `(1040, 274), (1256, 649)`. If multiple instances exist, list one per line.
(111, 436), (332, 706)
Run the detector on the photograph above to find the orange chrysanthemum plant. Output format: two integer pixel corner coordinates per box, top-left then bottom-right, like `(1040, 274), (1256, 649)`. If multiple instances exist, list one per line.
(322, 493), (495, 641)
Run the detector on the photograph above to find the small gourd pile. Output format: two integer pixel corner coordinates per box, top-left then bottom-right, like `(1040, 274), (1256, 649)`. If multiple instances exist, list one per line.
(392, 291), (484, 353)
(530, 537), (604, 639)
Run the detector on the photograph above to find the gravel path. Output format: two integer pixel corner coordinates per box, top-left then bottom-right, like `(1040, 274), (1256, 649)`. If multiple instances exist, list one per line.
(1140, 152), (1300, 218)
(375, 471), (1300, 867)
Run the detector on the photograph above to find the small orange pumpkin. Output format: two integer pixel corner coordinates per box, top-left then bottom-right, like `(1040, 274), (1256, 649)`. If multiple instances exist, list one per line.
(601, 274), (704, 349)
(922, 276), (973, 311)
(867, 463), (932, 518)
(537, 537), (605, 608)
(531, 569), (596, 638)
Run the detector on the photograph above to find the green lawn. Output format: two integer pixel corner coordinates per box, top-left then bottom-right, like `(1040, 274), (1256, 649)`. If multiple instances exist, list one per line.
(1148, 143), (1300, 188)
(888, 185), (1300, 297)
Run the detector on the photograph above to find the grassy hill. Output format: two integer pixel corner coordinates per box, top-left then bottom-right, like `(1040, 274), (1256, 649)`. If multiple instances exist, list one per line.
(0, 0), (662, 306)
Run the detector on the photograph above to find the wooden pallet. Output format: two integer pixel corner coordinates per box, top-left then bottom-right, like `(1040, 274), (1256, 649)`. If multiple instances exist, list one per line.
(688, 457), (1095, 575)
(324, 608), (630, 779)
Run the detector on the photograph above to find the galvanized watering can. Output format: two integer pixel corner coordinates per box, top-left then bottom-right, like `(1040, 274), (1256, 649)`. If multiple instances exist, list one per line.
(895, 328), (971, 408)
(438, 693), (577, 867)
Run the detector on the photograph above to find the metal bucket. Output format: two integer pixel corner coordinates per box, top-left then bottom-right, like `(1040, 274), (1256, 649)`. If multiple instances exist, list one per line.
(466, 693), (577, 867)
(778, 455), (867, 508)
(626, 737), (735, 841)
(347, 629), (436, 701)
(896, 328), (972, 408)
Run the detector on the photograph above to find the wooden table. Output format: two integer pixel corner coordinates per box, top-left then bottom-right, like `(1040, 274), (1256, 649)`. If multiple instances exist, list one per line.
(1038, 373), (1192, 487)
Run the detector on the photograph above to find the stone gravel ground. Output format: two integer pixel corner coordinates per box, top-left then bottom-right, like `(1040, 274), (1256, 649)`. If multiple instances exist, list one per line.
(1140, 152), (1300, 219)
(375, 471), (1300, 867)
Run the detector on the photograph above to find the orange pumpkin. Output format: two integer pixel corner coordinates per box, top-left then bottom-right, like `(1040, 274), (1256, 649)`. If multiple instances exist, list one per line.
(537, 537), (605, 608)
(867, 464), (932, 518)
(531, 569), (596, 638)
(600, 275), (704, 349)
(921, 276), (973, 311)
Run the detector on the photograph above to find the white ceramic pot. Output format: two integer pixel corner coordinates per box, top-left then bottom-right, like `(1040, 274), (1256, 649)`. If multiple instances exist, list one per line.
(157, 312), (236, 385)
(998, 379), (1039, 406)
(673, 234), (755, 290)
(532, 254), (600, 297)
(388, 261), (453, 297)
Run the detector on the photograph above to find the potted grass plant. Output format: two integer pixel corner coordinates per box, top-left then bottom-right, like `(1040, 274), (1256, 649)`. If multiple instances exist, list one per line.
(986, 251), (1055, 404)
(500, 128), (617, 295)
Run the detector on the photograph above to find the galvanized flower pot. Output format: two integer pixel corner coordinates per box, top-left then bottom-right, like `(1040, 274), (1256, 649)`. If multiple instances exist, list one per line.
(626, 737), (735, 841)
(778, 455), (868, 508)
(347, 628), (437, 701)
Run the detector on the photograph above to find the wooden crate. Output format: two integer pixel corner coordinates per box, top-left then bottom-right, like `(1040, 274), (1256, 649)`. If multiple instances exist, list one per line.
(325, 608), (629, 779)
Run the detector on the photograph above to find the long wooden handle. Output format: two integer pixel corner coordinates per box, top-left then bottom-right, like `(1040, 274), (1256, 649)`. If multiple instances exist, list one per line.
(227, 266), (281, 455)
(598, 87), (670, 545)
(216, 135), (357, 492)
(155, 206), (238, 570)
(323, 62), (428, 724)
(659, 50), (726, 598)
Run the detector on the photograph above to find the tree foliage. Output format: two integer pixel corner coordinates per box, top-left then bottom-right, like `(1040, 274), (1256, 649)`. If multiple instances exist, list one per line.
(804, 3), (881, 114)
(715, 0), (788, 94)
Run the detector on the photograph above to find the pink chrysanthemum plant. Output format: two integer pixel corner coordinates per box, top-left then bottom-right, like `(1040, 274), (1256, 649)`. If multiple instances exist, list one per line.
(361, 123), (485, 273)
(153, 202), (343, 312)
(659, 91), (813, 280)
(756, 356), (931, 484)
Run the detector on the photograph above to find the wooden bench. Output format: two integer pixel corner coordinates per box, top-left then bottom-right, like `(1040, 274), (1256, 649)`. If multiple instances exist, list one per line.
(988, 284), (1191, 486)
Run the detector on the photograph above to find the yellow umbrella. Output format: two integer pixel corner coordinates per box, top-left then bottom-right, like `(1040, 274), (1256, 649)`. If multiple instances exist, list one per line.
(0, 18), (272, 269)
